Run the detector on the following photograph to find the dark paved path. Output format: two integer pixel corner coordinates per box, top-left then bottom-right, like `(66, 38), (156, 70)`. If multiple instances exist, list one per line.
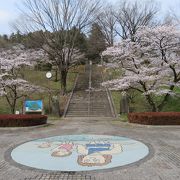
(0, 118), (180, 180)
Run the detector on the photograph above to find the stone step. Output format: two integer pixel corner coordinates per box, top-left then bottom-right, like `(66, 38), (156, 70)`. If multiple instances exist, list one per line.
(67, 111), (111, 114)
(68, 107), (108, 110)
(67, 114), (111, 116)
(66, 115), (112, 117)
(65, 65), (114, 118)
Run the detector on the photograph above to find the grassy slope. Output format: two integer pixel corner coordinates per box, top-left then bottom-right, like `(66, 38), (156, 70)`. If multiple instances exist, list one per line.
(104, 67), (180, 121)
(112, 88), (180, 114)
(0, 66), (83, 114)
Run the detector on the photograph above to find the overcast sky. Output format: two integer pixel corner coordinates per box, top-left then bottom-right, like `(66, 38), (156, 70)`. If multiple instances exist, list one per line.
(0, 0), (179, 35)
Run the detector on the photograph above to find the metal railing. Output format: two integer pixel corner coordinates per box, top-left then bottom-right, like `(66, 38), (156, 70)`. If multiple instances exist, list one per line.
(63, 74), (79, 117)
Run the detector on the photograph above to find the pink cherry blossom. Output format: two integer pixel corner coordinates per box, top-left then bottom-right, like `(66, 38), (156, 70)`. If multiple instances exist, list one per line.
(102, 25), (180, 111)
(0, 44), (47, 113)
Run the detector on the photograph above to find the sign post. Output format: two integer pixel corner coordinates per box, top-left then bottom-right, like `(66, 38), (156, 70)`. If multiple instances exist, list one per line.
(25, 100), (43, 114)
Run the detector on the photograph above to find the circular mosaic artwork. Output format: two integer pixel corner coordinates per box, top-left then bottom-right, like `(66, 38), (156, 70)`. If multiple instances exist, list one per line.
(11, 135), (149, 171)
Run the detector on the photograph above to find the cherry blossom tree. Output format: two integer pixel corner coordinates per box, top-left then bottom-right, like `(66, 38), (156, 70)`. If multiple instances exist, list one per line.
(102, 25), (180, 112)
(0, 44), (46, 114)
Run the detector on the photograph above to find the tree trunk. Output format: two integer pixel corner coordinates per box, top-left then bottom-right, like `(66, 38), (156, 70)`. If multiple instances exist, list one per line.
(54, 69), (58, 82)
(11, 106), (15, 114)
(157, 85), (175, 111)
(145, 94), (157, 112)
(11, 98), (17, 114)
(5, 94), (16, 114)
(10, 101), (16, 114)
(61, 70), (67, 95)
(110, 28), (114, 46)
(141, 82), (158, 112)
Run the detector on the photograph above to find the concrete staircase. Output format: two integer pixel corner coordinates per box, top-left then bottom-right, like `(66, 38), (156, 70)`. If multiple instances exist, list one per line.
(64, 65), (115, 118)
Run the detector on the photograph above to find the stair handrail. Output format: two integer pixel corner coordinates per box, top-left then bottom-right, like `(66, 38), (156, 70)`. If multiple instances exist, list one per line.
(63, 74), (79, 117)
(101, 70), (117, 118)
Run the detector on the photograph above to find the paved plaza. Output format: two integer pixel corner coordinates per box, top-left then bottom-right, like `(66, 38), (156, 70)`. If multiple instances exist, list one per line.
(0, 65), (180, 180)
(0, 117), (180, 180)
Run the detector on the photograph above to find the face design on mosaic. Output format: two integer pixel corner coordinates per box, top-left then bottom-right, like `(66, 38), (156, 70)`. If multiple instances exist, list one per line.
(51, 143), (73, 157)
(36, 141), (122, 166)
(38, 142), (51, 148)
(11, 135), (149, 171)
(76, 143), (122, 166)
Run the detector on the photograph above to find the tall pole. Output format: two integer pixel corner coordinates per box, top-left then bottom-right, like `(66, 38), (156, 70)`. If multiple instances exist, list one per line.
(89, 61), (92, 90)
(48, 80), (51, 114)
(88, 61), (92, 117)
(46, 71), (52, 114)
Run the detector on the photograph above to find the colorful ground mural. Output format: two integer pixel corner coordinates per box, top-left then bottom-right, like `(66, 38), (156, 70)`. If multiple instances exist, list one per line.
(11, 135), (149, 171)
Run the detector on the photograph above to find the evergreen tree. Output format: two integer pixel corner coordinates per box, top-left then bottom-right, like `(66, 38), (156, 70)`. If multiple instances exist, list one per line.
(87, 23), (106, 62)
(2, 34), (9, 42)
(0, 35), (8, 48)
